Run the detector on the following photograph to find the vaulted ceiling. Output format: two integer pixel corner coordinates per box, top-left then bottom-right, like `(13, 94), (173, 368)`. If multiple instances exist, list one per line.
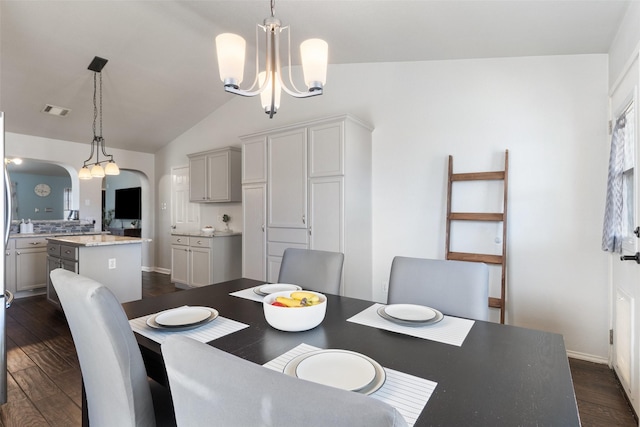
(0, 1), (631, 153)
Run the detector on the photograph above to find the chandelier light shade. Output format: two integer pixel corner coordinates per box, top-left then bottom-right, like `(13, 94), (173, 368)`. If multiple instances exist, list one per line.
(215, 0), (328, 118)
(79, 56), (120, 180)
(300, 39), (328, 88)
(216, 33), (247, 87)
(259, 71), (281, 114)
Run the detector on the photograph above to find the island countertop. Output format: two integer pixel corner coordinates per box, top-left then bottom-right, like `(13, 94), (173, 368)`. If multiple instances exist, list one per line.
(47, 234), (151, 247)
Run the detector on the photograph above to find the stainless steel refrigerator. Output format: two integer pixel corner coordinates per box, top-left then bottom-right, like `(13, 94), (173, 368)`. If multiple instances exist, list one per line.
(0, 111), (11, 404)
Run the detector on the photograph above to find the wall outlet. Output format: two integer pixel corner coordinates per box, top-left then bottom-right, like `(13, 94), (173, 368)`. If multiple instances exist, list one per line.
(108, 258), (116, 269)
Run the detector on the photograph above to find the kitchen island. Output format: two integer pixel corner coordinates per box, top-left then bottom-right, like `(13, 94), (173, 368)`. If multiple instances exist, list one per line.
(46, 235), (150, 309)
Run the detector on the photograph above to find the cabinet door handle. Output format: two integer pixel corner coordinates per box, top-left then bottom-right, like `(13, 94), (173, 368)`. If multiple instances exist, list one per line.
(30, 242), (41, 245)
(16, 251), (20, 255)
(261, 224), (265, 232)
(196, 241), (202, 245)
(302, 214), (306, 224)
(309, 227), (312, 235)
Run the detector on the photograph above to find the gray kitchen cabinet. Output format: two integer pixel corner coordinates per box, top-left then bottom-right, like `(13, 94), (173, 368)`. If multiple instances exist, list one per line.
(240, 115), (373, 299)
(188, 147), (241, 202)
(46, 235), (144, 307)
(241, 183), (266, 281)
(170, 236), (189, 285)
(14, 237), (48, 292)
(46, 243), (78, 310)
(170, 234), (241, 288)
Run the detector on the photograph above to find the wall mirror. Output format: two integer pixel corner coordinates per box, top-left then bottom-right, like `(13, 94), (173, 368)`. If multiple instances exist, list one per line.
(6, 159), (74, 221)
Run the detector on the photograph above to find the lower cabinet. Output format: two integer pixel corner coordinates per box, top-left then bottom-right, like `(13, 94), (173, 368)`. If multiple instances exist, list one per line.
(6, 237), (49, 295)
(46, 243), (78, 310)
(170, 234), (241, 288)
(46, 239), (143, 308)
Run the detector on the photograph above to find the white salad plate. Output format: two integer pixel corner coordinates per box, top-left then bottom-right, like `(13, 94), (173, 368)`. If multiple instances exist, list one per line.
(253, 283), (302, 296)
(147, 307), (218, 331)
(384, 304), (436, 322)
(284, 349), (385, 395)
(377, 305), (444, 327)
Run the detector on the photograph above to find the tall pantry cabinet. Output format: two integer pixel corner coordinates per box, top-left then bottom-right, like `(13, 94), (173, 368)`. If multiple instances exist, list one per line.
(241, 115), (373, 300)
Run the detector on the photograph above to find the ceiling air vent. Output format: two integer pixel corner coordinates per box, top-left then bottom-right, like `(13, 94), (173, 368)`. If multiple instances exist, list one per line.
(41, 104), (71, 117)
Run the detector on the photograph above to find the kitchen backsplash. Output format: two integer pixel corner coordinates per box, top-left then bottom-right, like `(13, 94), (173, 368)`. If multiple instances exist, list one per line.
(10, 220), (94, 234)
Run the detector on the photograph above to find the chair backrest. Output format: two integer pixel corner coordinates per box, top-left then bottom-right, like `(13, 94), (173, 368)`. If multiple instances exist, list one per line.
(387, 256), (489, 321)
(49, 268), (155, 427)
(162, 335), (408, 427)
(278, 248), (344, 294)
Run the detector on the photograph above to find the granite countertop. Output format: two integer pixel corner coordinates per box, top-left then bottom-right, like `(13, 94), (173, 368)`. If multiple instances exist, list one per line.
(171, 231), (242, 237)
(46, 235), (152, 247)
(10, 231), (107, 239)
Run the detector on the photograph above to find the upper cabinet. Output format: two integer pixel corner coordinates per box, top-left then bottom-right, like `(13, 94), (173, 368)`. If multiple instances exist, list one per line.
(188, 147), (241, 203)
(241, 137), (267, 184)
(267, 128), (308, 229)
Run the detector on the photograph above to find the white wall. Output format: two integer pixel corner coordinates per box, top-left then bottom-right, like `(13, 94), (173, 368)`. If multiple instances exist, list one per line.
(609, 1), (640, 89)
(156, 54), (610, 360)
(6, 133), (156, 269)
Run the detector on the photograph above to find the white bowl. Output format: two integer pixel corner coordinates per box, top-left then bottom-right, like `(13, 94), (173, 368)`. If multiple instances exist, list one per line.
(263, 290), (327, 332)
(201, 227), (215, 235)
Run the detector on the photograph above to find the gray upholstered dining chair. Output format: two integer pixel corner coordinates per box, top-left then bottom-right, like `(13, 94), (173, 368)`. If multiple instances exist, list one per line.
(49, 268), (174, 427)
(278, 248), (344, 294)
(161, 335), (408, 427)
(387, 256), (490, 321)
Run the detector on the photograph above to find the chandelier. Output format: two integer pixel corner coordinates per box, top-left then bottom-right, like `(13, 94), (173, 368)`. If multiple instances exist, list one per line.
(215, 0), (328, 118)
(79, 56), (119, 180)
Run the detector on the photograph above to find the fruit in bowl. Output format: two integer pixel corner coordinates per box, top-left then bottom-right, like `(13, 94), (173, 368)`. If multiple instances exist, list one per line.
(263, 290), (327, 332)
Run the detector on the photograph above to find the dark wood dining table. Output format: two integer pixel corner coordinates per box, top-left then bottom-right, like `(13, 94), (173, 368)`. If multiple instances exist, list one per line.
(122, 278), (581, 426)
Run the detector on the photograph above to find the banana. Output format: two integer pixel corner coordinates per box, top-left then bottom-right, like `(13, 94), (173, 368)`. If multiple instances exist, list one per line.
(291, 291), (320, 302)
(275, 296), (303, 307)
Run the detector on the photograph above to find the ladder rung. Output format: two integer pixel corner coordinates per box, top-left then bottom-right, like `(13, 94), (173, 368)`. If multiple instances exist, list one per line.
(451, 171), (505, 181)
(448, 252), (503, 265)
(489, 297), (503, 308)
(449, 212), (504, 221)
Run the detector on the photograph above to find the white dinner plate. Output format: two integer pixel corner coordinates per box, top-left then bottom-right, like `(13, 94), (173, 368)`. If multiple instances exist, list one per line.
(147, 307), (218, 331)
(284, 349), (386, 395)
(384, 304), (436, 322)
(253, 283), (302, 296)
(377, 305), (443, 327)
(155, 306), (212, 327)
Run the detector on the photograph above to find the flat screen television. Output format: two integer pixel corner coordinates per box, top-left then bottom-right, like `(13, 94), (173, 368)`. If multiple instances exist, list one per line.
(114, 187), (141, 220)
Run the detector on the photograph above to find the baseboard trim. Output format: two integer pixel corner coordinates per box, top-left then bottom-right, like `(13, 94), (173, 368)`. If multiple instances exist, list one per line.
(141, 267), (170, 275)
(566, 349), (609, 365)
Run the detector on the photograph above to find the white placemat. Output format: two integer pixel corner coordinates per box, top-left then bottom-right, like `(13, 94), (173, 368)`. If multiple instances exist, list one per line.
(264, 343), (435, 427)
(229, 285), (266, 303)
(348, 303), (474, 347)
(129, 311), (249, 345)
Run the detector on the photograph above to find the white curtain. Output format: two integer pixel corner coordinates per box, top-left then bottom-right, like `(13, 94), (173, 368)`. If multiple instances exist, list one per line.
(602, 117), (627, 253)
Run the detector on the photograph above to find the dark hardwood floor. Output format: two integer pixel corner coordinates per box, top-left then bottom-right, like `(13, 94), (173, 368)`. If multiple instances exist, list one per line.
(0, 272), (635, 426)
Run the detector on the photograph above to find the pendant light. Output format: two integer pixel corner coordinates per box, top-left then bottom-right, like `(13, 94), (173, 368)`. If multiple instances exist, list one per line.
(79, 56), (119, 180)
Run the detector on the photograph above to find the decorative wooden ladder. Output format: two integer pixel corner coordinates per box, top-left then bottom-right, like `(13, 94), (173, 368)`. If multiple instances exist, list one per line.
(445, 150), (509, 324)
